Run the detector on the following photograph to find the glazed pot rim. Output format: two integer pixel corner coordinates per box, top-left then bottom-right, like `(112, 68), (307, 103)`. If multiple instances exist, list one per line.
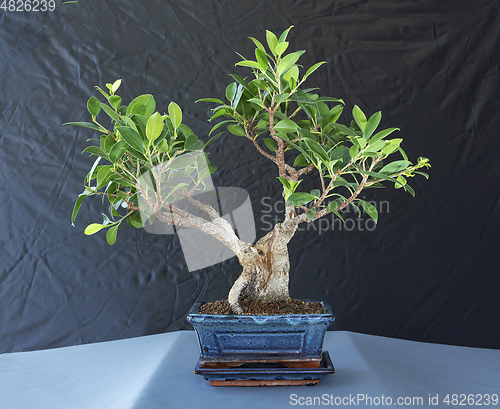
(187, 299), (334, 318)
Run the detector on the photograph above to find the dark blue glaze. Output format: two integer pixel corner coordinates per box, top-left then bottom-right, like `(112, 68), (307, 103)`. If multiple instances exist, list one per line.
(186, 301), (335, 360)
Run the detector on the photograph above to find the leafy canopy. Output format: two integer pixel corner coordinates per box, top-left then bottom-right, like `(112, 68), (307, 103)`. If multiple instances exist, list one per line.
(199, 26), (430, 224)
(66, 79), (216, 244)
(68, 27), (430, 245)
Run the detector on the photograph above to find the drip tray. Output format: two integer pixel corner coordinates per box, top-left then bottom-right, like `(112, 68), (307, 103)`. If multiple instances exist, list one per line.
(194, 351), (334, 386)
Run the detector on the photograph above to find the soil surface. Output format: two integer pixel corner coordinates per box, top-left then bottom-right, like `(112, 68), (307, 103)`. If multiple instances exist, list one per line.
(198, 297), (324, 315)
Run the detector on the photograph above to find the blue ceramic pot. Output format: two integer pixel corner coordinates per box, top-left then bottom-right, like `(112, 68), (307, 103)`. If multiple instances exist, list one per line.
(186, 301), (335, 362)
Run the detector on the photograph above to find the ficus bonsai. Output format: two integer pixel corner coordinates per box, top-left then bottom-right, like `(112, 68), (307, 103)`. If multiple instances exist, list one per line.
(67, 27), (430, 314)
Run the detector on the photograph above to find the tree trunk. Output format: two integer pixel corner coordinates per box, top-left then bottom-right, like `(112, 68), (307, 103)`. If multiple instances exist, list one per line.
(228, 221), (298, 313)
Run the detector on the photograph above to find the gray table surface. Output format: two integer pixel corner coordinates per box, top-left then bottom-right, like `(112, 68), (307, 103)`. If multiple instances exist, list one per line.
(1, 330), (499, 408)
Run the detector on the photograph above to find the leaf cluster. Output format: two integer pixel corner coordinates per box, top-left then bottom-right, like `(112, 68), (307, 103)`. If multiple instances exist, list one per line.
(199, 27), (430, 224)
(66, 79), (216, 244)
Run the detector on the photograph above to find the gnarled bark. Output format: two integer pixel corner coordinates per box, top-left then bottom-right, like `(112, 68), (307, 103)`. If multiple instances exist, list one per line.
(229, 221), (298, 313)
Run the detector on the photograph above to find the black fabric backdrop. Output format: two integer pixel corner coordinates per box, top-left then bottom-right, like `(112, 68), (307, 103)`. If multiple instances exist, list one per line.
(1, 0), (499, 353)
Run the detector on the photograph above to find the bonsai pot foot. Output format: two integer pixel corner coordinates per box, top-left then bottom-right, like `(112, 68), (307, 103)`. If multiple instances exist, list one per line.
(194, 351), (334, 386)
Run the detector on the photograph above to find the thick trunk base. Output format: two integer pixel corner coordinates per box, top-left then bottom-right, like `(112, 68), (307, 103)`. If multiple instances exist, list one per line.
(229, 222), (297, 313)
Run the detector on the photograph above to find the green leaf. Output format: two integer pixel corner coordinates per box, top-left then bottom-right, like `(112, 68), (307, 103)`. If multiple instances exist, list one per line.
(306, 207), (316, 221)
(263, 138), (277, 152)
(87, 96), (101, 116)
(396, 175), (407, 186)
(225, 82), (237, 102)
(168, 155), (195, 170)
(379, 160), (411, 175)
(352, 105), (367, 131)
(278, 25), (294, 43)
(349, 145), (359, 159)
(329, 105), (344, 124)
(63, 122), (108, 133)
(185, 134), (204, 151)
(229, 74), (252, 92)
(249, 37), (265, 52)
(126, 94), (156, 117)
(108, 95), (121, 111)
(293, 153), (309, 167)
(227, 124), (246, 136)
(266, 30), (279, 55)
(381, 138), (403, 155)
(251, 79), (271, 93)
(286, 192), (316, 206)
(99, 103), (123, 123)
(289, 93), (315, 104)
(111, 79), (121, 94)
(358, 200), (378, 223)
(84, 223), (105, 235)
(109, 140), (127, 163)
(414, 171), (429, 179)
(121, 116), (139, 133)
(275, 42), (289, 57)
(71, 192), (91, 225)
(349, 169), (404, 188)
(327, 198), (344, 212)
(364, 111), (381, 139)
(370, 127), (399, 143)
(116, 126), (145, 152)
(209, 119), (235, 135)
(276, 134), (313, 163)
(130, 114), (148, 135)
(274, 93), (290, 107)
(304, 139), (330, 164)
(327, 198), (346, 220)
(283, 65), (299, 88)
(82, 146), (107, 157)
(86, 157), (102, 183)
(366, 140), (386, 153)
(398, 147), (408, 161)
(330, 177), (354, 189)
(277, 177), (291, 189)
(310, 189), (321, 198)
(235, 60), (263, 70)
(328, 145), (348, 161)
(331, 123), (358, 138)
(276, 50), (306, 77)
(255, 48), (268, 71)
(106, 223), (119, 245)
(317, 97), (345, 103)
(303, 61), (326, 81)
(94, 86), (110, 99)
(162, 182), (189, 203)
(168, 102), (183, 130)
(209, 105), (230, 119)
(128, 211), (144, 229)
(233, 84), (244, 110)
(356, 136), (367, 149)
(196, 97), (225, 104)
(96, 165), (114, 188)
(404, 183), (415, 197)
(274, 118), (298, 134)
(146, 112), (164, 142)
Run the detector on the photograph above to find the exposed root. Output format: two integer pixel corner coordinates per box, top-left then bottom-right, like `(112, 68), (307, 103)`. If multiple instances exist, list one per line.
(228, 271), (250, 314)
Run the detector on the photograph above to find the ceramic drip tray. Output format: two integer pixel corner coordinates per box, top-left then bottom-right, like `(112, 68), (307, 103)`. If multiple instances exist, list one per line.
(194, 351), (334, 386)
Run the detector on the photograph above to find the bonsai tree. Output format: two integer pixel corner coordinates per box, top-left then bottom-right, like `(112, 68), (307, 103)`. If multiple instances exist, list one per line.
(67, 27), (430, 314)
